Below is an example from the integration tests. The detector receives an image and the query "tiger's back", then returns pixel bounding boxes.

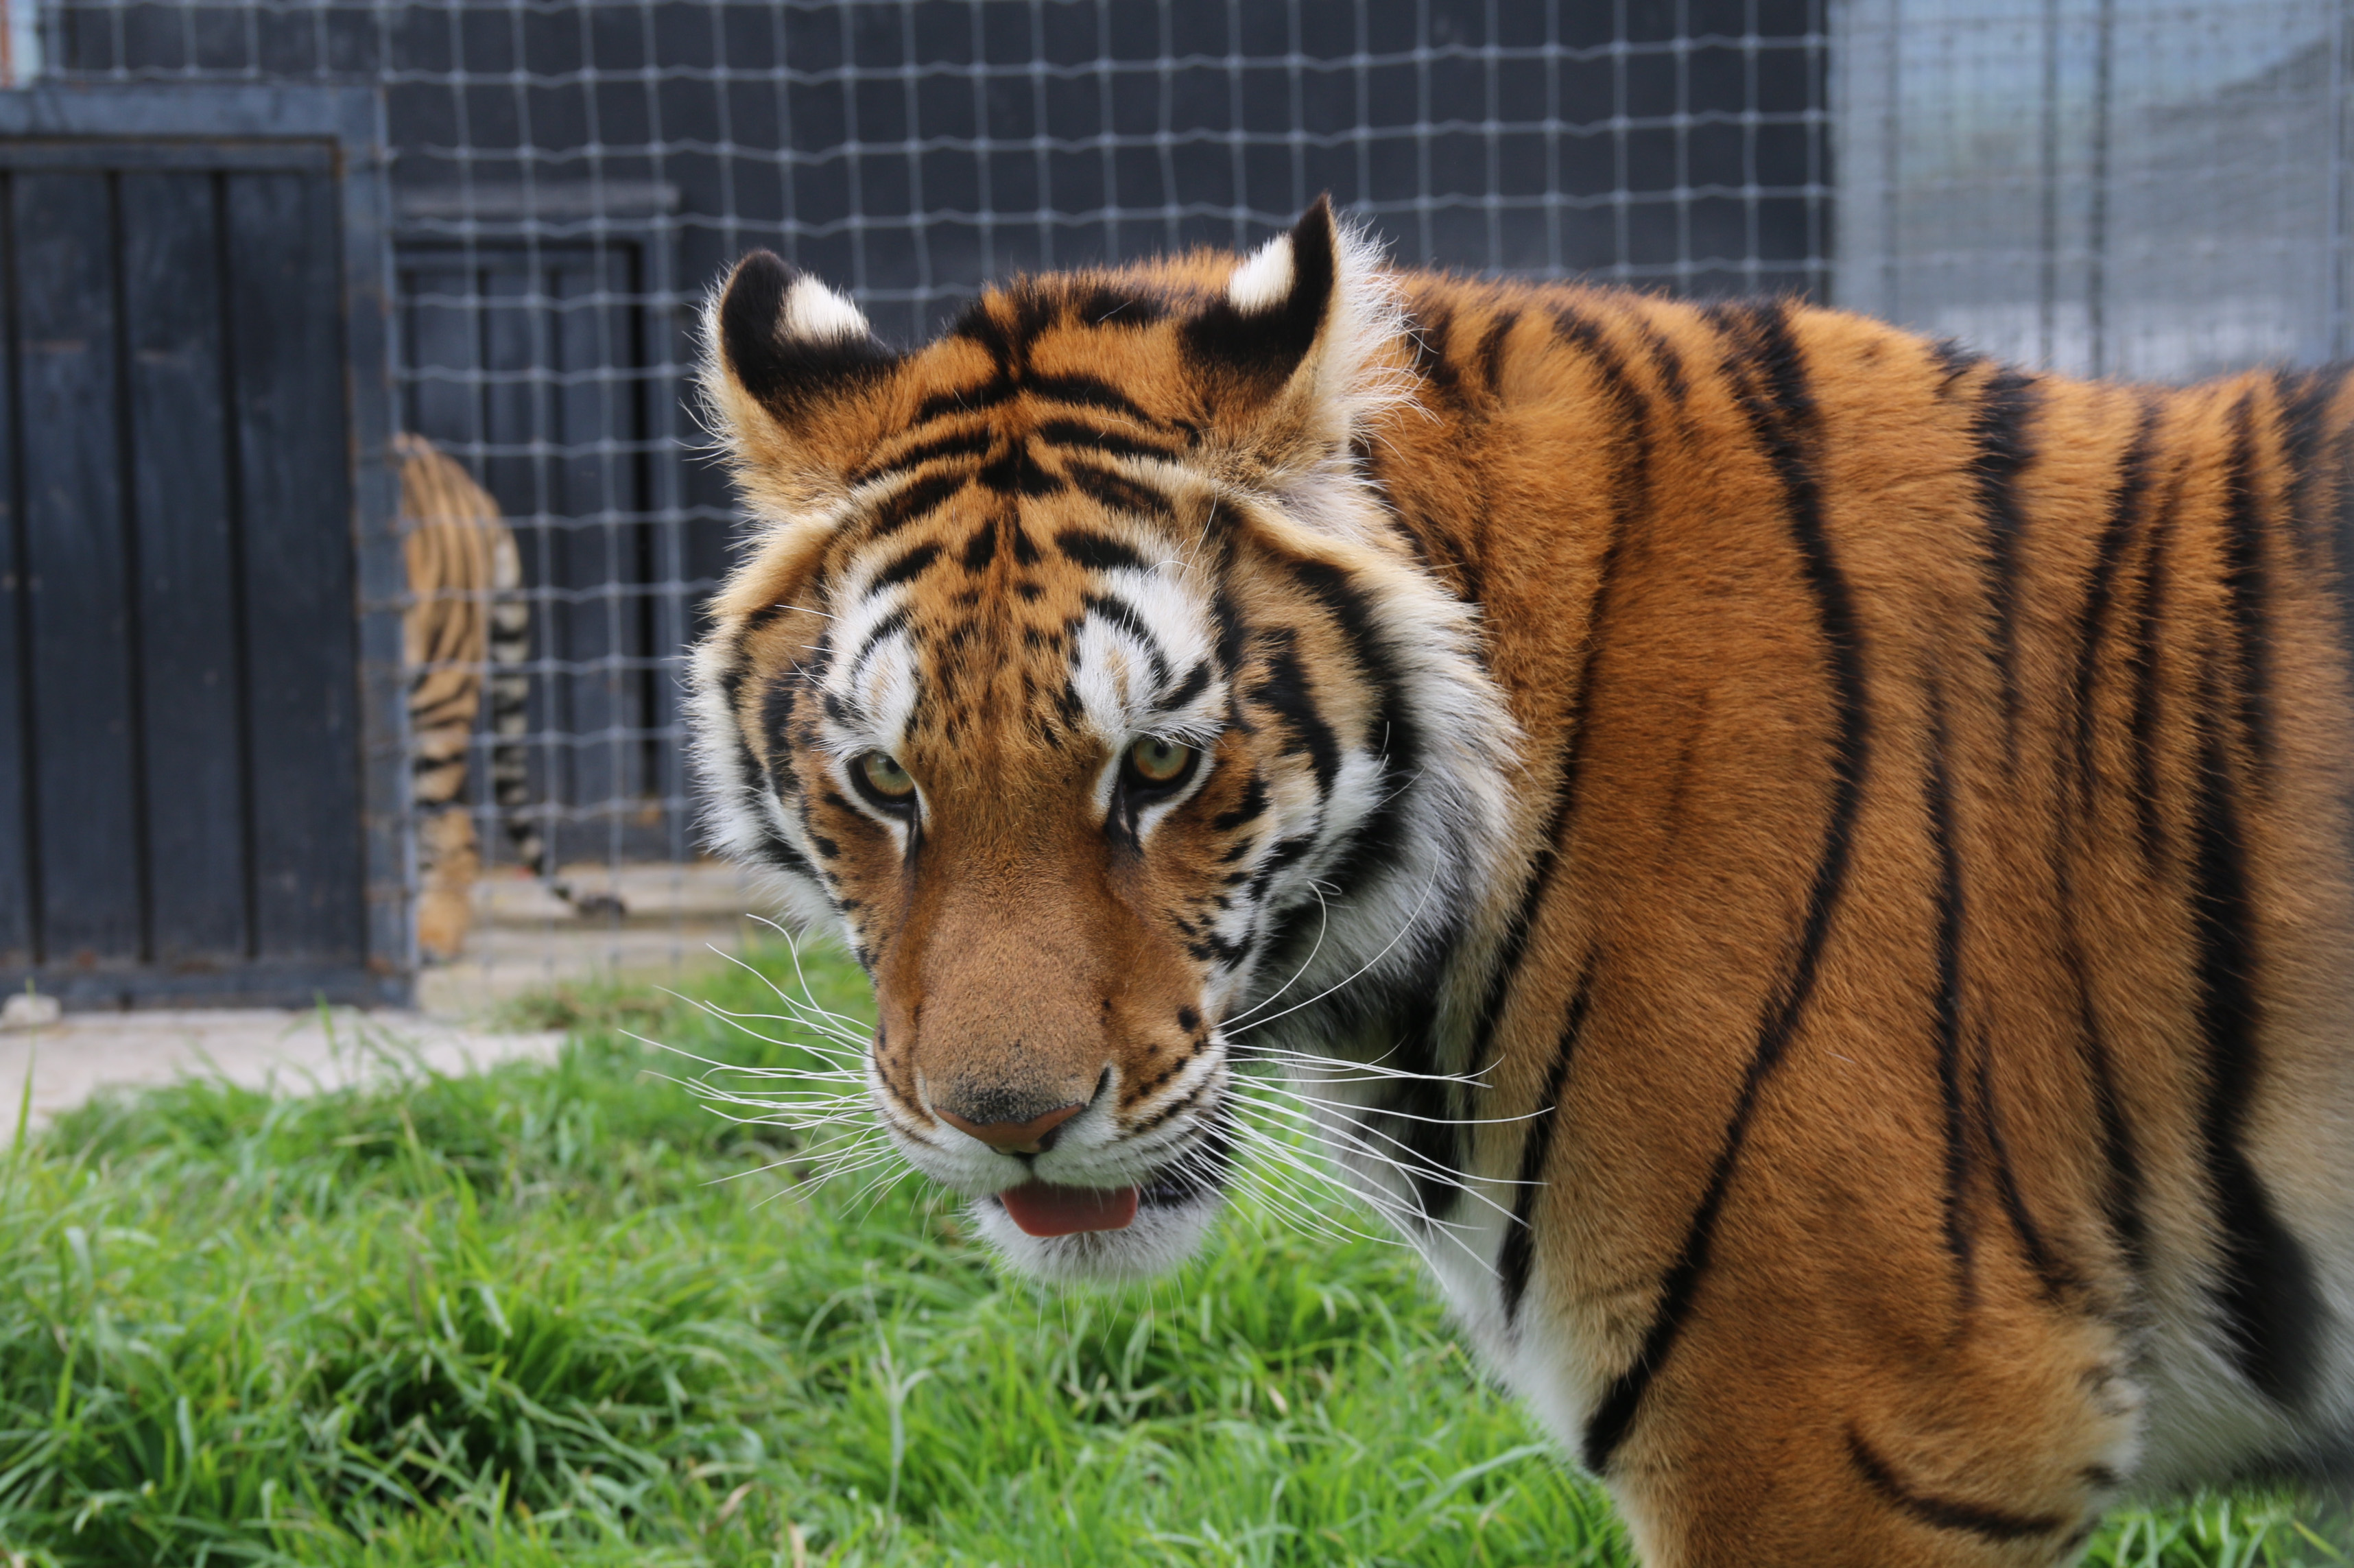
[1357,277,2354,1557]
[688,206,2354,1565]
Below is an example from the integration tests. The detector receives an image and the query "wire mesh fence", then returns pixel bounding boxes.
[19,0,2343,1007]
[1835,0,2351,381]
[24,0,1832,1006]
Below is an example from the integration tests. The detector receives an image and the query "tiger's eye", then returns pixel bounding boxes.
[858,751,916,800]
[1128,736,1193,785]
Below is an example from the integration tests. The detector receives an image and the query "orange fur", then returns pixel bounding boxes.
[689,207,2354,1564]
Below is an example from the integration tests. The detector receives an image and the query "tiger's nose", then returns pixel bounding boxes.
[935,1100,1086,1154]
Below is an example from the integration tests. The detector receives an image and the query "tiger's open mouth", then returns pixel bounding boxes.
[996,1180,1139,1236]
[964,1121,1234,1283]
[990,1147,1228,1237]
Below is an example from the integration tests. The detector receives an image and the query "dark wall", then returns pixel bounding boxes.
[45,1,1827,862]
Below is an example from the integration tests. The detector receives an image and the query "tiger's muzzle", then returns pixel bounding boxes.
[861,827,1234,1278]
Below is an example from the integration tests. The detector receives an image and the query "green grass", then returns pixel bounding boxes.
[0,946,2340,1566]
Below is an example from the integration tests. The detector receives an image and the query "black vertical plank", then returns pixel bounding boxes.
[15,171,143,964]
[0,172,32,969]
[225,169,364,962]
[121,170,249,963]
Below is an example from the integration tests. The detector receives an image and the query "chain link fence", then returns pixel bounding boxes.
[24,0,2341,1008]
[1835,0,2351,381]
[22,0,1831,1006]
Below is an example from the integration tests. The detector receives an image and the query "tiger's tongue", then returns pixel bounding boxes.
[999,1182,1140,1237]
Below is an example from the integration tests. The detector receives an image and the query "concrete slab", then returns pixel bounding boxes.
[0,1008,565,1135]
[414,860,772,1018]
[0,860,770,1134]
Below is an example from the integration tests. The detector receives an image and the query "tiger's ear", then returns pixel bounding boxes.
[700,250,899,514]
[1184,197,1404,481]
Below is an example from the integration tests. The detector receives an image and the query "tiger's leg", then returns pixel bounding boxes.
[1600,1305,2138,1568]
[415,803,479,963]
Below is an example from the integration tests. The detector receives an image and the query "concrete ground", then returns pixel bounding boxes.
[414,860,772,1016]
[0,1008,567,1134]
[5,860,772,1135]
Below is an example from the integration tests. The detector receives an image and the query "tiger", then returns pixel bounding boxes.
[684,198,2354,1565]
[396,434,617,960]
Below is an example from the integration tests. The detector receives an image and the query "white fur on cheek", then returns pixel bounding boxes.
[1226,231,1296,313]
[783,275,872,342]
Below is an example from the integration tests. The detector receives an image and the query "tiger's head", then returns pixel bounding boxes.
[689,201,1517,1282]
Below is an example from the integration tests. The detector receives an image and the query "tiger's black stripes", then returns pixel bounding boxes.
[1475,309,1519,396]
[1634,318,1689,404]
[1584,300,1871,1475]
[870,542,943,592]
[2049,782,2154,1308]
[1025,373,1167,429]
[977,443,1062,497]
[1975,1043,2076,1302]
[1080,593,1173,687]
[2079,979,2152,1285]
[1969,368,2042,770]
[1246,632,1342,793]
[905,370,1165,436]
[1407,305,1466,407]
[758,672,801,786]
[863,471,967,543]
[1069,284,1167,330]
[1924,680,1975,1310]
[1034,418,1180,463]
[2049,401,2159,1297]
[1501,958,1594,1329]
[1163,659,1212,711]
[1285,558,1417,776]
[1845,1428,2071,1543]
[2069,399,2163,814]
[910,377,1017,428]
[1463,305,1650,1082]
[847,427,993,488]
[2273,368,2338,569]
[1211,771,1268,833]
[848,606,914,675]
[1376,982,1474,1224]
[1280,549,1455,1161]
[960,523,998,573]
[1065,459,1178,522]
[2128,473,2184,867]
[2186,662,2325,1405]
[1930,337,1989,390]
[2218,393,2275,778]
[1057,528,1154,574]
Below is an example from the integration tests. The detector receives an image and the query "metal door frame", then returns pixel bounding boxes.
[0,83,407,1006]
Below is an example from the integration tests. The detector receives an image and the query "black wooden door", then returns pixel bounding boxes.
[0,88,404,1008]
